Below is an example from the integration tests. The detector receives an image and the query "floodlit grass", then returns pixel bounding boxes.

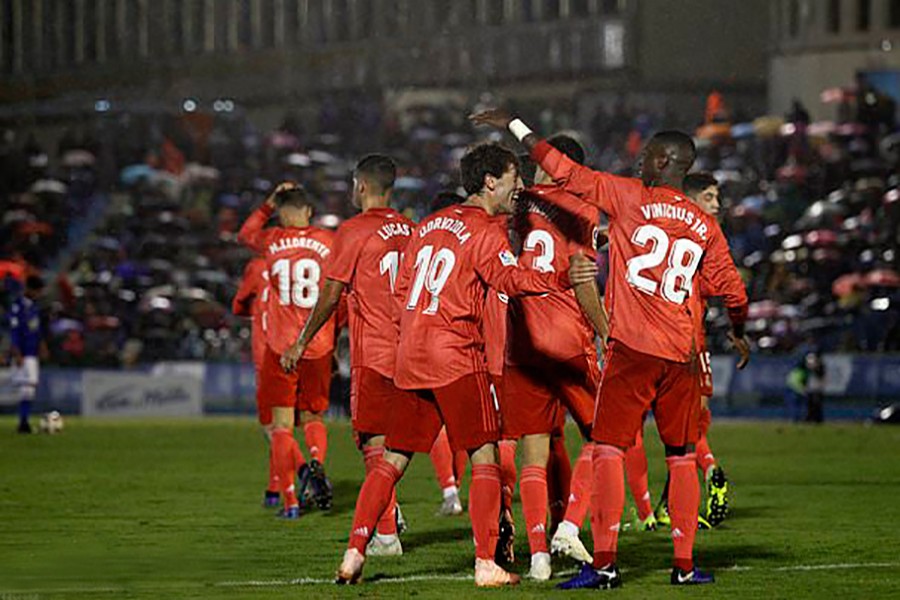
[1,417,899,598]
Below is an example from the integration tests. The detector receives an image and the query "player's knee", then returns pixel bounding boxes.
[299,410,324,425]
[360,433,386,449]
[271,407,294,429]
[469,442,499,465]
[521,434,551,466]
[382,449,412,472]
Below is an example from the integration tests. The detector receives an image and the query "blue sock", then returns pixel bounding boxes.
[18,398,32,426]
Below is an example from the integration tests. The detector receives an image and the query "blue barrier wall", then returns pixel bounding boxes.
[20,354,900,421]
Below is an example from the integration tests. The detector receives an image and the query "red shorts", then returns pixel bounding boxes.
[592,341,701,448]
[699,350,714,397]
[386,372,500,453]
[351,367,416,436]
[257,346,332,418]
[501,355,599,439]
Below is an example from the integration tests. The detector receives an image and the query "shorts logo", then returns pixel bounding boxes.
[498,250,518,267]
[353,526,369,538]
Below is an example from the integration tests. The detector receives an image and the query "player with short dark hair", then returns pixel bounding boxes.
[282,154,416,554]
[335,142,575,587]
[471,109,749,588]
[238,182,336,518]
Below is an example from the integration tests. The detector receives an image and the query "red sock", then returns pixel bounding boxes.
[429,428,457,490]
[470,463,502,560]
[303,421,328,463]
[267,444,280,493]
[695,434,716,478]
[454,450,468,491]
[520,465,549,554]
[272,428,301,508]
[363,446,397,536]
[348,459,403,554]
[547,435,572,529]
[667,454,700,572]
[498,440,517,513]
[591,444,625,568]
[624,440,653,521]
[564,442,593,528]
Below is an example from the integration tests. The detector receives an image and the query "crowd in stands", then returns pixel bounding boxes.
[1,82,899,367]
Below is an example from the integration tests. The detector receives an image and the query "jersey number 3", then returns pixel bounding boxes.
[272,258,320,308]
[625,224,702,305]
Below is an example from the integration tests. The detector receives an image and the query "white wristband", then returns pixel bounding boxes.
[508,118,533,142]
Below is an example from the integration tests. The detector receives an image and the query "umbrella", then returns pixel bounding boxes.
[269,131,299,149]
[865,269,900,287]
[16,221,53,236]
[730,122,755,139]
[748,300,780,319]
[395,176,427,191]
[695,122,731,140]
[178,287,214,302]
[309,150,337,164]
[832,273,866,297]
[835,122,867,137]
[782,234,804,250]
[29,179,67,194]
[182,163,220,184]
[808,121,836,138]
[820,87,851,104]
[804,229,838,247]
[796,200,847,229]
[120,164,157,185]
[284,153,312,167]
[752,116,784,137]
[61,149,96,168]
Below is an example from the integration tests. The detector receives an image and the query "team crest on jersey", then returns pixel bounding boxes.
[498,250,518,267]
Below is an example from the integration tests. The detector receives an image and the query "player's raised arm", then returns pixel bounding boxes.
[237,182,298,252]
[700,224,751,369]
[473,226,570,297]
[470,108,624,218]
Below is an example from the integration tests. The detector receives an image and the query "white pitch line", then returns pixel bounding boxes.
[774,562,900,572]
[3,562,899,595]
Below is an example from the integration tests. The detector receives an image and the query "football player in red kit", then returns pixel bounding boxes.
[334,143,574,587]
[471,109,749,588]
[238,183,336,517]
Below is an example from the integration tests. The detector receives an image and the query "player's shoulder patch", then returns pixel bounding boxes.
[498,249,518,267]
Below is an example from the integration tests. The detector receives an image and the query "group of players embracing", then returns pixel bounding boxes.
[233,106,750,589]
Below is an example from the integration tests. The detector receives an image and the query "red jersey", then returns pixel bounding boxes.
[238,204,336,358]
[506,186,600,366]
[232,257,268,368]
[531,141,748,363]
[394,204,569,390]
[326,207,414,379]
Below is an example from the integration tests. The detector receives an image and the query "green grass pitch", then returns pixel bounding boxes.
[1,417,899,598]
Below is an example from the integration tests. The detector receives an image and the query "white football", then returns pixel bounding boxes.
[39,411,64,434]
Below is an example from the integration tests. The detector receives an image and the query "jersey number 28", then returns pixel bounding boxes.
[625,224,702,305]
